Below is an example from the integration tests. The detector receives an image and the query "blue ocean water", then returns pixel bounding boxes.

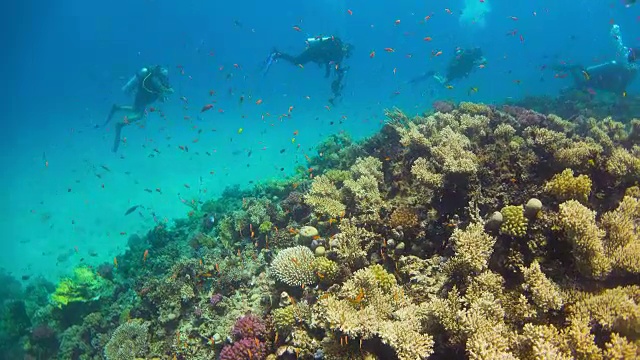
[1,0,638,303]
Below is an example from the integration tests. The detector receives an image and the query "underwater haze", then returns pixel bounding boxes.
[2,0,640,359]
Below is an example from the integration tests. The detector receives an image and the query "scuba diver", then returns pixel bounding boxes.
[267,36,353,105]
[103,65,174,152]
[409,47,486,86]
[555,24,637,94]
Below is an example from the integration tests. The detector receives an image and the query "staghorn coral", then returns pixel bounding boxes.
[558,200,611,279]
[444,222,496,275]
[270,246,316,287]
[397,255,447,302]
[544,168,592,203]
[601,195,640,274]
[500,205,529,237]
[103,320,149,360]
[521,260,564,311]
[304,174,346,218]
[411,157,444,188]
[343,157,385,222]
[606,146,640,179]
[316,265,434,360]
[518,323,573,360]
[554,139,603,169]
[332,218,377,268]
[431,126,479,175]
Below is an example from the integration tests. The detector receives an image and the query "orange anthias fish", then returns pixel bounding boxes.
[143,249,149,263]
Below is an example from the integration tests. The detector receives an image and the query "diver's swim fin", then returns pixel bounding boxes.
[112,123,124,152]
[262,52,277,77]
[102,104,118,128]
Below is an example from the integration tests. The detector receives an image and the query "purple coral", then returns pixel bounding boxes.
[231,314,267,340]
[433,100,455,113]
[219,337,267,360]
[210,293,223,306]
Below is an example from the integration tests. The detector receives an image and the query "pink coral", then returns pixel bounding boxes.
[219,337,267,360]
[231,314,267,340]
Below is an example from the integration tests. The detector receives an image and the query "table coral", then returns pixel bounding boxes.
[270,246,316,287]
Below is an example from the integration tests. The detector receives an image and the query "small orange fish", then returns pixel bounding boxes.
[288,106,294,113]
[293,130,299,136]
[347,9,353,15]
[394,19,401,25]
[384,47,395,52]
[423,36,432,41]
[143,249,149,263]
[292,26,301,32]
[369,50,375,58]
[255,99,263,105]
[215,263,220,273]
[432,50,443,57]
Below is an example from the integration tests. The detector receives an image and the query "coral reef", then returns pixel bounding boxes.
[270,246,317,287]
[8,102,640,360]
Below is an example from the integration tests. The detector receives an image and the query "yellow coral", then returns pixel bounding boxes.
[458,101,491,116]
[343,157,385,222]
[312,257,340,284]
[521,261,564,311]
[544,168,592,203]
[554,139,603,168]
[304,174,346,218]
[333,219,377,267]
[388,207,419,229]
[500,205,528,237]
[316,265,433,360]
[601,195,640,274]
[431,126,478,175]
[444,222,496,274]
[606,146,640,179]
[557,200,611,279]
[411,157,444,188]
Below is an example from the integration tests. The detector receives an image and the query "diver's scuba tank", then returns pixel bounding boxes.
[307,36,332,46]
[121,67,149,93]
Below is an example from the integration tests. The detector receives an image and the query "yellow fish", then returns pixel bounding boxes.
[237,128,244,134]
[445,84,454,89]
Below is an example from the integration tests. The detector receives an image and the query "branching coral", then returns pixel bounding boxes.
[103,320,149,360]
[500,205,529,237]
[270,246,316,287]
[521,260,564,311]
[431,126,479,175]
[557,200,611,279]
[304,174,346,218]
[606,146,640,179]
[544,168,592,203]
[332,219,377,268]
[389,207,419,229]
[411,157,444,188]
[601,195,640,274]
[444,222,496,275]
[343,157,385,222]
[316,265,434,360]
[51,265,111,308]
[554,139,603,168]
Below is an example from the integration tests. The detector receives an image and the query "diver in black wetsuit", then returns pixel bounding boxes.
[270,36,353,105]
[409,47,486,85]
[556,25,638,94]
[104,65,174,152]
